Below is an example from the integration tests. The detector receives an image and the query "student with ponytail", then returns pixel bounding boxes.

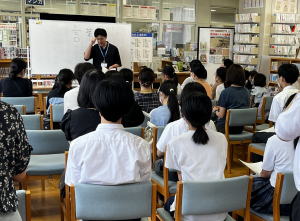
[162,65,181,94]
[0,58,32,97]
[150,80,180,126]
[164,92,227,221]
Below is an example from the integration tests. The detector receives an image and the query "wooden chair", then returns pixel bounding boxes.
[1,96,37,114]
[225,108,258,174]
[44,96,47,114]
[61,151,70,221]
[50,104,64,130]
[152,126,165,166]
[14,105,26,115]
[21,114,44,130]
[70,182,157,221]
[151,146,177,206]
[233,172,297,221]
[246,143,266,175]
[157,176,253,221]
[16,190,31,221]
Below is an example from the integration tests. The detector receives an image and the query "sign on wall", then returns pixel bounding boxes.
[131,33,153,62]
[275,0,298,14]
[25,0,45,6]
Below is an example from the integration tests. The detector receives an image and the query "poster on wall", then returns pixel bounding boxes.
[275,0,297,14]
[131,33,153,62]
[243,0,263,8]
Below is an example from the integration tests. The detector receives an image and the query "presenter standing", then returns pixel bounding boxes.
[84,28,122,70]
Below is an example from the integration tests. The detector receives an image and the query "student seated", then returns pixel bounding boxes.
[245,70,257,90]
[150,80,180,126]
[163,92,227,221]
[251,73,267,107]
[222,58,233,69]
[65,79,151,200]
[251,134,295,215]
[180,59,201,90]
[0,58,32,97]
[156,82,216,158]
[191,64,212,99]
[61,69,106,142]
[134,68,161,113]
[162,65,181,94]
[64,62,95,113]
[106,70,145,127]
[211,67,227,100]
[268,64,299,124]
[213,64,250,134]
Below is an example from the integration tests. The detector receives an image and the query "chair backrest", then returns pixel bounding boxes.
[125,126,144,138]
[14,105,26,115]
[279,172,298,204]
[156,126,165,143]
[211,100,217,107]
[180,176,251,216]
[22,114,43,130]
[26,130,69,154]
[16,190,31,221]
[1,97,36,114]
[72,182,156,220]
[51,104,64,122]
[264,96,274,112]
[228,108,257,127]
[140,111,150,127]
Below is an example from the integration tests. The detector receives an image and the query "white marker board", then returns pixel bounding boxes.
[29,19,131,74]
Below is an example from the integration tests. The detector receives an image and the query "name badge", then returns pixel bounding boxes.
[101,63,107,68]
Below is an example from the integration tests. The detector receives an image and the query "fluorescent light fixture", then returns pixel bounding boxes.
[183,8,194,10]
[211,9,216,11]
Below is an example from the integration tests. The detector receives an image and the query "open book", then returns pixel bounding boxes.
[240,160,263,174]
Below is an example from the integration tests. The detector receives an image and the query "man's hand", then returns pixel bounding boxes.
[91,37,96,45]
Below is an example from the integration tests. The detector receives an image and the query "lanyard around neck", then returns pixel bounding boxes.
[98,42,109,61]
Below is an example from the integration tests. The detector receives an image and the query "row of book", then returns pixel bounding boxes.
[234,55,256,64]
[234,45,257,53]
[270,61,290,71]
[234,34,258,43]
[235,24,258,33]
[273,14,300,23]
[235,13,259,22]
[270,45,297,55]
[269,74,278,82]
[271,35,298,44]
[0,47,28,59]
[272,24,298,34]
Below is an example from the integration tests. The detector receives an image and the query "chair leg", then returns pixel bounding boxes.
[23,176,28,190]
[227,144,232,174]
[232,211,238,220]
[41,180,45,191]
[242,144,247,161]
[60,199,64,221]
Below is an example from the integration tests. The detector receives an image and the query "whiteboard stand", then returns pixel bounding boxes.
[27,46,31,79]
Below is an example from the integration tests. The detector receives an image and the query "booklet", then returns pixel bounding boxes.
[240,160,263,174]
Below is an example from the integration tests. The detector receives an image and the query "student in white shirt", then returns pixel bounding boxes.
[275,91,300,221]
[65,78,151,198]
[156,82,216,158]
[250,135,295,215]
[251,73,267,107]
[150,80,180,126]
[211,67,226,100]
[164,92,227,221]
[268,64,299,124]
[162,65,181,94]
[64,62,95,113]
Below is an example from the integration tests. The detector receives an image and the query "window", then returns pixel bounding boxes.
[162,0,195,22]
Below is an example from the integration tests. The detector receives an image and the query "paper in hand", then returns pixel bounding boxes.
[240,160,263,174]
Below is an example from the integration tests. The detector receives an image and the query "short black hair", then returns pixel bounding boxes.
[192,64,207,79]
[119,68,133,83]
[253,73,266,87]
[93,78,135,122]
[138,68,155,88]
[278,64,299,84]
[94,28,107,37]
[226,64,245,87]
[57,69,75,94]
[223,59,233,69]
[105,70,124,81]
[10,58,27,80]
[162,65,178,86]
[74,62,95,84]
[180,82,207,105]
[216,67,226,82]
[190,60,203,72]
[249,70,258,78]
[78,69,106,108]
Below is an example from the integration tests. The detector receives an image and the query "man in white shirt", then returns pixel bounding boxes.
[268,64,299,124]
[65,78,151,187]
[275,91,300,221]
[64,62,94,113]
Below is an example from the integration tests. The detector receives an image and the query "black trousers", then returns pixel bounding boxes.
[290,192,300,221]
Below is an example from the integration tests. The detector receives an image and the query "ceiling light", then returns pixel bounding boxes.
[211,9,216,11]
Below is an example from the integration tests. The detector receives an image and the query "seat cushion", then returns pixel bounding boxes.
[157,208,174,221]
[151,171,177,193]
[245,124,270,131]
[229,131,253,141]
[250,208,289,221]
[249,143,266,151]
[27,154,65,175]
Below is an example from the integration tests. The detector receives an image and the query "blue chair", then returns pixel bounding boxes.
[50,104,64,130]
[70,182,157,221]
[235,172,297,221]
[21,114,43,130]
[225,108,258,174]
[1,97,37,114]
[157,176,253,221]
[140,111,150,128]
[125,126,145,138]
[14,105,26,115]
[16,190,31,221]
[246,143,266,175]
[23,130,69,190]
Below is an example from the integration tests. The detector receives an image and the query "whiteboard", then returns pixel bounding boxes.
[29,19,131,74]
